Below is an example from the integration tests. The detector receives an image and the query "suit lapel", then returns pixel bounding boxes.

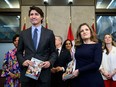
[27,27,36,52]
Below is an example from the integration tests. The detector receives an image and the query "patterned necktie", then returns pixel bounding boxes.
[33,28,38,49]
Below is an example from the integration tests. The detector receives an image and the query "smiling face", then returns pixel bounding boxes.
[80,25,91,40]
[29,10,43,26]
[65,40,72,51]
[104,34,112,44]
[13,37,19,48]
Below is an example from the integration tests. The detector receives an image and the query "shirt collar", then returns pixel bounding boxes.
[58,46,62,51]
[32,25,42,32]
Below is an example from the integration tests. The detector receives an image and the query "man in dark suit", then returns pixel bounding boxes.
[51,36,72,87]
[16,6,57,87]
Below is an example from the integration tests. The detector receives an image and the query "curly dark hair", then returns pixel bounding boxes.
[12,34,19,42]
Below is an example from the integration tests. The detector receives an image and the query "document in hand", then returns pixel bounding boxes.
[62,59,76,80]
[25,57,43,80]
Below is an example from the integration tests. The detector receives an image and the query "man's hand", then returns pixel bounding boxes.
[55,66,63,72]
[51,66,63,73]
[40,61,50,68]
[51,67,57,73]
[22,60,34,67]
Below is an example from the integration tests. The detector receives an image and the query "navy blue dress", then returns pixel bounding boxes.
[71,43,104,87]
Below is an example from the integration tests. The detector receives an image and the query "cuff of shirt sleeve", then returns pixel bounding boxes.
[62,67,65,72]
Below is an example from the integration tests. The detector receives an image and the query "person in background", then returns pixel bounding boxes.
[1,34,20,87]
[16,6,57,87]
[100,34,116,87]
[62,39,75,87]
[71,23,104,87]
[62,39,74,59]
[51,36,72,87]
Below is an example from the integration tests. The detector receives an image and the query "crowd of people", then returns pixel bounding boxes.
[1,6,116,87]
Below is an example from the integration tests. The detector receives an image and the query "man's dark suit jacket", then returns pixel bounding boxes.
[51,48,72,87]
[16,26,57,83]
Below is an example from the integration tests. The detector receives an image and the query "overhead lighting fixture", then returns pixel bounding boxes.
[43,0,48,4]
[5,0,13,8]
[68,0,73,4]
[97,16,102,23]
[106,0,114,9]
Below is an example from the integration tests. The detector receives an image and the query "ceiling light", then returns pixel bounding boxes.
[43,0,48,4]
[68,0,73,4]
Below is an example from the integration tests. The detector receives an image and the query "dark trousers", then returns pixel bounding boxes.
[21,79,50,87]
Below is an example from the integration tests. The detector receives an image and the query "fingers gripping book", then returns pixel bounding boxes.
[62,59,76,80]
[25,57,43,80]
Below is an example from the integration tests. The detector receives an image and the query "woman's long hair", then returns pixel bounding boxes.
[62,39,73,49]
[102,34,116,54]
[75,23,98,46]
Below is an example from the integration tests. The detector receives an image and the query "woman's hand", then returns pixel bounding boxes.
[9,72,17,79]
[71,69,79,79]
[103,72,112,79]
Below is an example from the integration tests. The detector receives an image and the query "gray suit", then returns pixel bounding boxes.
[17,26,57,87]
